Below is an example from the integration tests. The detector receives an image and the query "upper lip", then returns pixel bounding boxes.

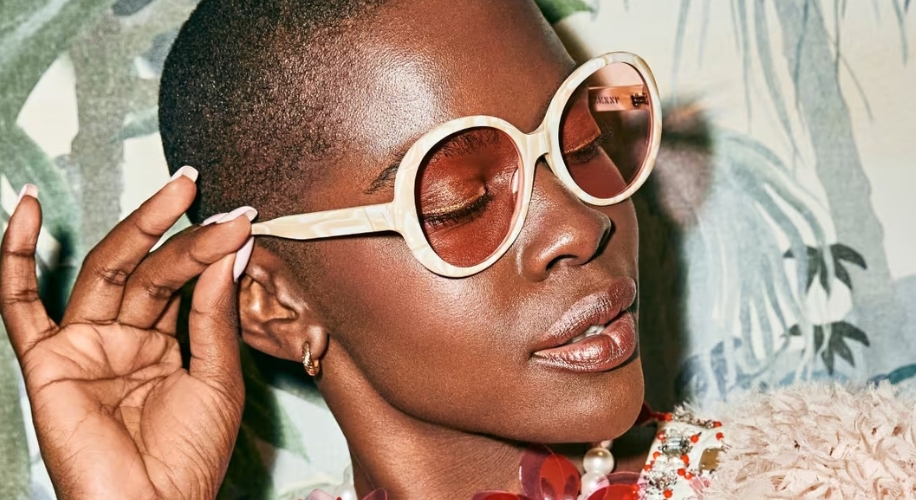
[531,277,638,353]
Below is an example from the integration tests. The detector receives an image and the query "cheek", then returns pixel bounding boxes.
[310,234,515,393]
[311,234,566,436]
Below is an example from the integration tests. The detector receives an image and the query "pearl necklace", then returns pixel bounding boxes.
[579,440,617,499]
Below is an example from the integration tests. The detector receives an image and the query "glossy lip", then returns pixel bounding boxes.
[531,278,638,373]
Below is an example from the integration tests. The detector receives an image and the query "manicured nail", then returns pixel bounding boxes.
[15,184,38,208]
[201,213,226,226]
[216,206,257,224]
[233,237,254,282]
[169,165,199,183]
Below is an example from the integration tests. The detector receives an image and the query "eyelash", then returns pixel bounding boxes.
[563,130,609,165]
[421,190,492,229]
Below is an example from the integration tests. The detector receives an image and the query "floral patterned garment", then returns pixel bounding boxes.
[307,408,724,500]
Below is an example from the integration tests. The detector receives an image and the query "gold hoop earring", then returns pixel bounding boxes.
[302,342,321,377]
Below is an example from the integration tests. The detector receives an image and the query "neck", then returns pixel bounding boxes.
[321,366,525,498]
[349,417,522,498]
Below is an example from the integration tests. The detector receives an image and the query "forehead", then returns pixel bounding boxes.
[323,0,575,187]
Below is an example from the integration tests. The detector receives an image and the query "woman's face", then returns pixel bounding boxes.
[284,0,644,443]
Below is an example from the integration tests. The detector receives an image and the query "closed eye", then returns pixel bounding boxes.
[420,190,492,229]
[563,129,610,165]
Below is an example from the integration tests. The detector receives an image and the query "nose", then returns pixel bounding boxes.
[514,160,613,281]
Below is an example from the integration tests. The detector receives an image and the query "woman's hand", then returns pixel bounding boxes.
[0,168,253,500]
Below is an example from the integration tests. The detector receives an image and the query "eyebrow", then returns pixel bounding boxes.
[363,89,557,196]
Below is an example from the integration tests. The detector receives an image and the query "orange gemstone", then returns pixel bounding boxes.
[716,432,725,440]
[713,421,722,428]
[685,472,694,480]
[653,451,661,459]
[664,414,674,421]
[677,468,686,476]
[681,454,690,464]
[657,432,667,441]
[664,490,673,498]
[644,464,653,471]
[690,434,700,443]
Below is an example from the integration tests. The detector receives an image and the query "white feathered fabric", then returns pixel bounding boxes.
[698,382,916,500]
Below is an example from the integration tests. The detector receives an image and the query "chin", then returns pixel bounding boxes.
[586,360,646,441]
[564,359,646,443]
[495,358,646,445]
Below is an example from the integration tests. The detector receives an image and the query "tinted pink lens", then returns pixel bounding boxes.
[560,62,652,200]
[415,127,522,267]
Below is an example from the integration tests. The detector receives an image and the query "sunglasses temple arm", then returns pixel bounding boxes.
[251,203,395,241]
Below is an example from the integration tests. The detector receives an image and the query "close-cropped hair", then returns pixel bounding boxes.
[159,0,387,223]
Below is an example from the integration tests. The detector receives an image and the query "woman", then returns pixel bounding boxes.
[2,0,912,499]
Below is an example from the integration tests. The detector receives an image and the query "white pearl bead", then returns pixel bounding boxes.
[583,447,616,475]
[580,471,608,497]
[332,484,358,500]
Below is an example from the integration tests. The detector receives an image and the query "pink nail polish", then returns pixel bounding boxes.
[15,184,38,208]
[201,213,226,226]
[217,206,258,224]
[169,165,199,183]
[233,237,254,282]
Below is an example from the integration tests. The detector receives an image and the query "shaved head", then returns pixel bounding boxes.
[159,0,387,222]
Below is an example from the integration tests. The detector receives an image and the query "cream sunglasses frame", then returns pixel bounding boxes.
[251,51,662,278]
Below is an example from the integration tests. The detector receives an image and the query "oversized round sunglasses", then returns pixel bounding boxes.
[252,52,661,277]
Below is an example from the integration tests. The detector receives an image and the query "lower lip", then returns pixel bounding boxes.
[531,313,637,373]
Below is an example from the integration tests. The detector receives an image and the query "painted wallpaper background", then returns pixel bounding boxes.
[1,0,915,498]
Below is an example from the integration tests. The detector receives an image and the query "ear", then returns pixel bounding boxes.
[238,245,328,363]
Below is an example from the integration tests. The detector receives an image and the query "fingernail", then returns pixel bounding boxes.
[15,184,38,208]
[233,237,254,282]
[217,206,257,224]
[201,212,226,226]
[169,165,199,183]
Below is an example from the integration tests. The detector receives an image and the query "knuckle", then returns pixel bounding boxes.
[1,286,40,306]
[82,247,132,286]
[125,211,166,240]
[1,247,35,260]
[185,244,213,268]
[97,266,131,286]
[144,283,175,301]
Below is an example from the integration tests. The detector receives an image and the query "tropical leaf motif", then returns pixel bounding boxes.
[0,0,114,118]
[238,346,310,460]
[217,425,274,500]
[111,0,158,16]
[114,105,160,142]
[216,346,311,499]
[784,243,867,294]
[831,243,867,289]
[870,363,916,385]
[0,337,30,500]
[534,0,594,24]
[787,321,870,374]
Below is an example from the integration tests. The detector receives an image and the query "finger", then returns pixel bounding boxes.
[63,166,199,325]
[153,295,181,336]
[0,186,58,357]
[118,206,256,330]
[187,250,248,406]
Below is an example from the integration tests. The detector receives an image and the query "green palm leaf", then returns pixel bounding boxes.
[0,336,30,500]
[535,0,593,24]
